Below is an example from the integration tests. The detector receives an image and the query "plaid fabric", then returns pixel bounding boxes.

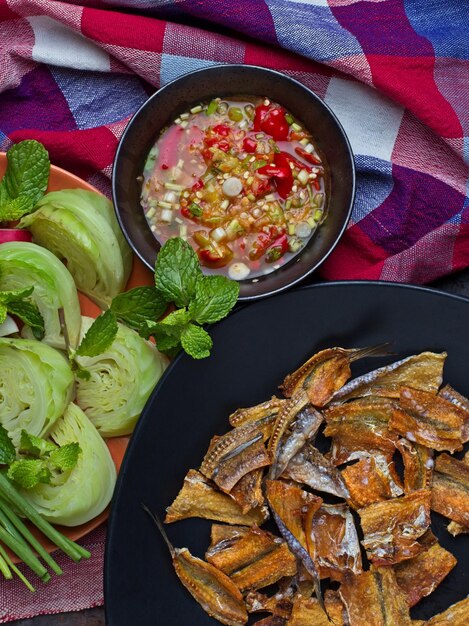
[0,0,468,620]
[1,0,468,284]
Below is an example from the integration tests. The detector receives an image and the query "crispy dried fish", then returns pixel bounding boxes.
[287,595,330,626]
[281,345,387,406]
[342,453,403,509]
[200,421,272,479]
[165,470,268,526]
[397,438,434,493]
[229,397,286,428]
[339,566,412,626]
[439,384,469,442]
[359,489,431,565]
[245,585,295,619]
[390,387,464,453]
[213,437,271,493]
[230,468,264,513]
[144,506,247,626]
[331,351,446,404]
[265,480,323,609]
[431,453,469,526]
[424,596,469,625]
[206,526,296,592]
[210,524,250,545]
[283,443,349,499]
[324,589,348,626]
[447,450,469,536]
[394,532,457,607]
[305,503,362,580]
[273,407,323,479]
[324,397,399,465]
[231,543,297,592]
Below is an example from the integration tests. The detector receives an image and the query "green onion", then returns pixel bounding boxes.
[190,105,203,114]
[0,473,89,563]
[285,113,294,125]
[217,102,229,114]
[255,133,264,140]
[228,107,243,122]
[189,202,203,217]
[244,104,255,118]
[206,100,218,115]
[314,193,324,208]
[291,122,302,132]
[0,524,50,582]
[0,544,34,591]
[247,193,256,202]
[314,209,323,221]
[253,160,267,170]
[0,497,62,575]
[297,169,309,186]
[0,546,11,580]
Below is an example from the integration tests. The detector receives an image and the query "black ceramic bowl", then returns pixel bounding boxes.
[112,65,355,300]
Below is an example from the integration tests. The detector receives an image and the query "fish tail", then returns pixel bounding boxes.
[349,342,393,363]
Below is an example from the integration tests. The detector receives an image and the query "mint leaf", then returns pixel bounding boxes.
[0,425,16,465]
[76,310,118,357]
[188,275,239,324]
[0,195,34,221]
[160,309,191,327]
[20,430,57,458]
[6,298,44,340]
[111,286,167,331]
[181,323,213,359]
[48,442,80,472]
[154,238,202,308]
[0,304,6,325]
[2,140,50,207]
[144,320,183,352]
[0,287,34,303]
[8,459,51,489]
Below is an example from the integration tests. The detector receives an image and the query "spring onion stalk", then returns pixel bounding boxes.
[0,547,11,580]
[0,497,62,575]
[0,544,34,591]
[0,473,89,562]
[0,525,50,582]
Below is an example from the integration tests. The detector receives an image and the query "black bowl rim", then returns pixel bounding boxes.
[112,64,356,300]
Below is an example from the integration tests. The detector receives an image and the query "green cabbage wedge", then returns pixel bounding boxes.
[0,242,81,349]
[0,338,74,445]
[75,316,168,437]
[22,403,117,526]
[19,189,132,308]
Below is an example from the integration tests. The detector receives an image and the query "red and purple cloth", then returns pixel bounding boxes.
[0,0,468,620]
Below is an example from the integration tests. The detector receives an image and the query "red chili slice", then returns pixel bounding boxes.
[261,107,289,141]
[243,137,257,153]
[295,146,322,165]
[253,104,270,132]
[191,179,204,191]
[0,229,32,243]
[257,153,293,199]
[281,151,312,172]
[212,124,231,137]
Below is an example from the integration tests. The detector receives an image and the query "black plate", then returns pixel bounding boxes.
[105,282,469,624]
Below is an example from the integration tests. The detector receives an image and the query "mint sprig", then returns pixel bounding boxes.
[4,429,81,490]
[0,286,45,339]
[73,237,239,362]
[0,140,50,223]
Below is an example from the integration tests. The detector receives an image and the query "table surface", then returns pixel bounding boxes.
[10,268,469,626]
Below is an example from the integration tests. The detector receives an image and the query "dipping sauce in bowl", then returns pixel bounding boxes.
[140,97,328,281]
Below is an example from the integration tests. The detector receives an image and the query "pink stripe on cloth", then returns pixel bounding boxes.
[0,524,106,623]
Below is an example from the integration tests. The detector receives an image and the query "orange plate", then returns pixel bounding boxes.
[0,154,154,556]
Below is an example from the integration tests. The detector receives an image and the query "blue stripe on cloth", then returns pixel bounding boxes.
[51,68,149,130]
[352,155,395,224]
[404,0,469,60]
[265,0,365,62]
[159,54,222,86]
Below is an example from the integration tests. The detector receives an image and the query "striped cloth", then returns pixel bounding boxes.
[1,0,468,620]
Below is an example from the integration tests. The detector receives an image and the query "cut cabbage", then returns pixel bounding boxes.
[0,242,81,350]
[22,403,117,526]
[0,338,74,446]
[75,316,168,437]
[19,189,132,308]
